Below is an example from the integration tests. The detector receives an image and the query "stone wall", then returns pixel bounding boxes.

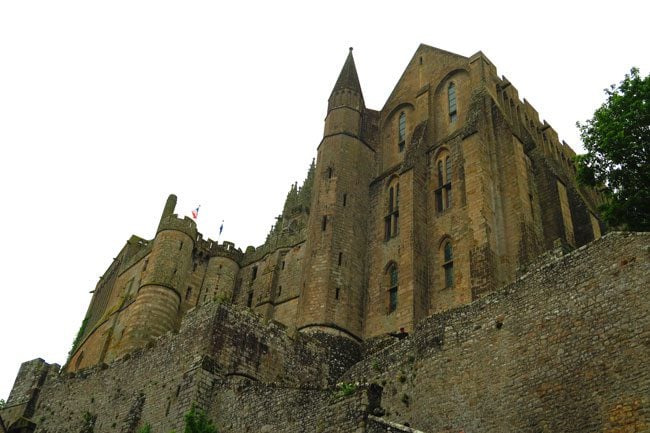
[1,300,336,433]
[342,232,650,433]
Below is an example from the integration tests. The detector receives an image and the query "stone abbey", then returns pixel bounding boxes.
[3,45,647,433]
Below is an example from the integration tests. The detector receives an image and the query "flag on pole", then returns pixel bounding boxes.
[219,220,224,235]
[192,205,200,220]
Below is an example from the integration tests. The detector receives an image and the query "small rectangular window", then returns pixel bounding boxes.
[338,252,343,266]
[343,193,347,206]
[281,260,285,270]
[252,266,258,280]
[335,287,340,300]
[247,292,253,308]
[322,215,327,231]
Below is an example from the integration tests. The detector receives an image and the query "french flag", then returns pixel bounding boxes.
[192,205,200,220]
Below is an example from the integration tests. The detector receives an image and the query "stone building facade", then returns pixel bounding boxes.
[2,45,636,433]
[63,45,603,373]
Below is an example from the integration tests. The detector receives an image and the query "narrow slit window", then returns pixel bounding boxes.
[247,292,253,307]
[252,266,258,280]
[335,287,340,300]
[448,83,457,123]
[322,215,327,231]
[435,153,452,213]
[384,182,400,240]
[343,193,347,207]
[338,252,343,266]
[443,241,454,288]
[398,112,406,152]
[388,263,398,313]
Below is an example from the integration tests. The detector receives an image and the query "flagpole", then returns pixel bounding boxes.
[217,220,224,243]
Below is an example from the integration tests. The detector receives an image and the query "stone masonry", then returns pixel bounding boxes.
[2,45,643,433]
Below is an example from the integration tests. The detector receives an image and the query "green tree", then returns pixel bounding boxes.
[183,405,217,433]
[576,67,650,231]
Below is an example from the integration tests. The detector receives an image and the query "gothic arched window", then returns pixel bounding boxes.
[384,180,399,240]
[448,83,458,123]
[434,152,452,213]
[398,112,406,152]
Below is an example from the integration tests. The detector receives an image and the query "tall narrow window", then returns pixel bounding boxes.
[384,181,399,240]
[448,83,457,123]
[445,156,452,208]
[435,152,452,213]
[251,266,258,281]
[335,287,340,300]
[343,193,347,207]
[388,263,398,313]
[443,241,454,288]
[338,252,343,266]
[398,112,406,152]
[322,215,328,231]
[247,292,253,308]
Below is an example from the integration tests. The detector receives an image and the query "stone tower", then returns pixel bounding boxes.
[120,194,197,354]
[296,48,374,342]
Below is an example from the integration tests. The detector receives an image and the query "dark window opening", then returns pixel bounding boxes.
[443,241,454,288]
[398,112,406,152]
[281,260,285,270]
[322,215,328,231]
[448,82,457,123]
[247,292,253,307]
[338,252,343,266]
[385,183,400,240]
[327,167,333,179]
[252,266,258,280]
[387,263,398,314]
[335,287,340,300]
[343,193,347,206]
[179,241,183,250]
[435,156,452,213]
[277,286,282,297]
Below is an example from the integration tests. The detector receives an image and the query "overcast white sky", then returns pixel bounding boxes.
[1,0,648,400]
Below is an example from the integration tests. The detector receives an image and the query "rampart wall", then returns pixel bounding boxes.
[342,232,649,433]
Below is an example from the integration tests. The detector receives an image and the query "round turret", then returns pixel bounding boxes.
[120,195,197,353]
[200,254,240,303]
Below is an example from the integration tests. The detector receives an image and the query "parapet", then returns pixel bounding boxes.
[156,214,198,240]
[194,235,244,263]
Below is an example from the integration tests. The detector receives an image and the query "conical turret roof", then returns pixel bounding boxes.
[331,47,363,95]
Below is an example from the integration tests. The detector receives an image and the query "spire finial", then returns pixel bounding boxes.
[349,46,353,52]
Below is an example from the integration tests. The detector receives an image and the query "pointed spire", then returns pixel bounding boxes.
[331,47,363,96]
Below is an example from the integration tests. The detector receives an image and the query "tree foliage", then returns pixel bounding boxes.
[183,405,217,433]
[576,67,650,231]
